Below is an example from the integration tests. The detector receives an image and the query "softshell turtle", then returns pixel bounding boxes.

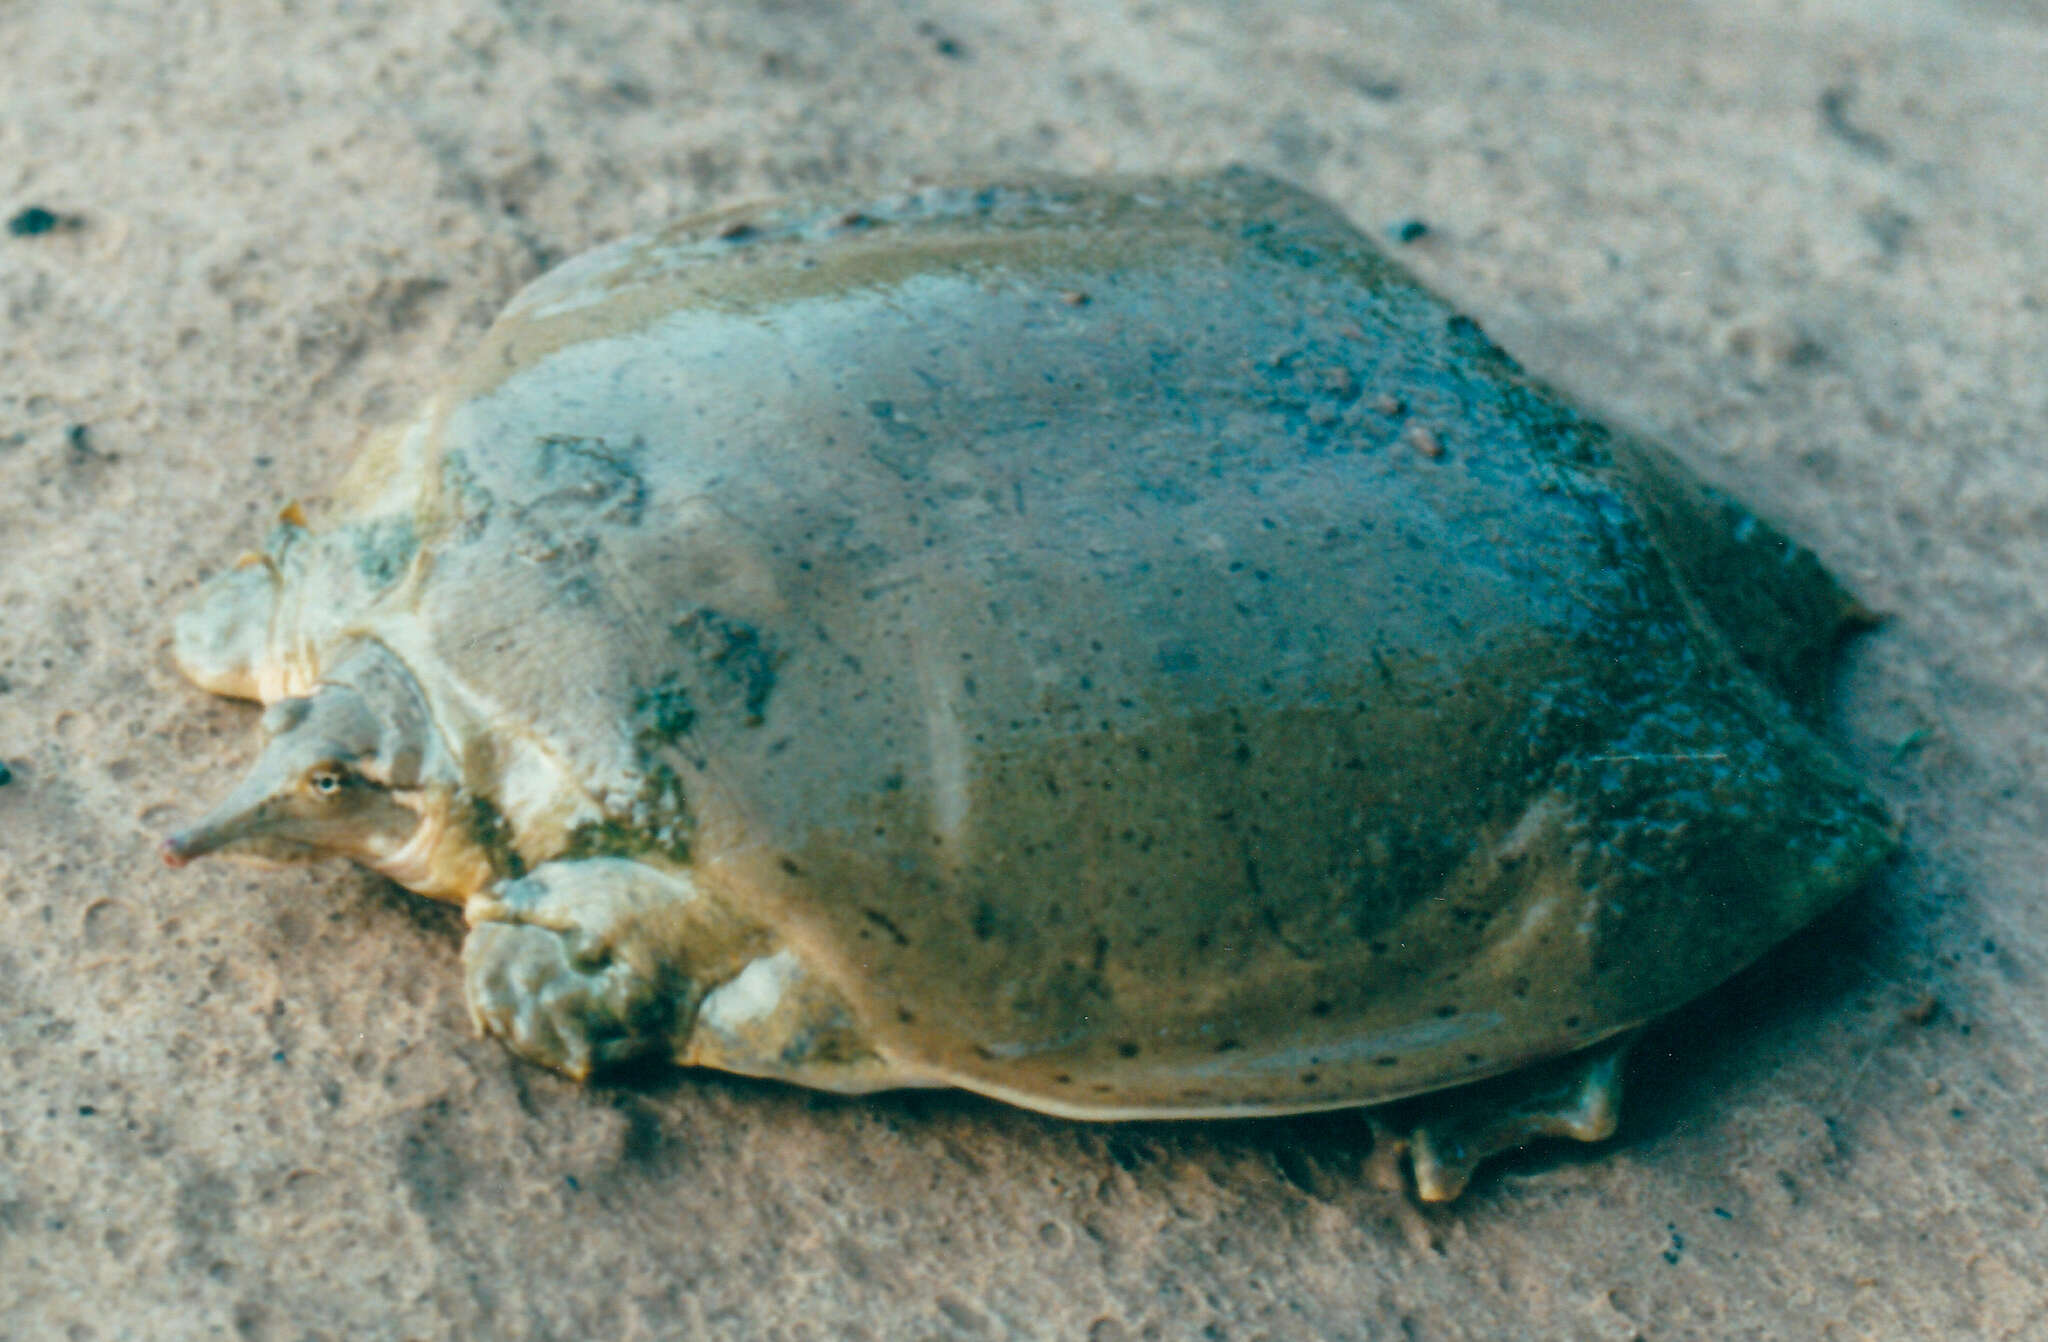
[163,169,1895,1199]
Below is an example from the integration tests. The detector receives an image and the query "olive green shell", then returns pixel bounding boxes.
[306,170,1893,1115]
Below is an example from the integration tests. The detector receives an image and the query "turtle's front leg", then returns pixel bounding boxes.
[462,858,763,1079]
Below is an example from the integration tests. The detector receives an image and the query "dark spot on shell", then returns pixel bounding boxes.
[1054,1073,1072,1085]
[778,856,803,876]
[632,677,697,742]
[1215,1039,1241,1053]
[351,516,417,590]
[895,1007,916,1024]
[1310,1000,1333,1017]
[1116,1042,1140,1059]
[669,609,779,722]
[531,433,647,526]
[861,908,910,946]
[1375,1056,1400,1067]
[1435,1005,1458,1018]
[1300,1072,1319,1086]
[463,793,527,880]
[1564,1015,1582,1029]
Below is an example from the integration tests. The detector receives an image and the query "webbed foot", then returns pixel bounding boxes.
[463,859,707,1079]
[1375,1030,1637,1202]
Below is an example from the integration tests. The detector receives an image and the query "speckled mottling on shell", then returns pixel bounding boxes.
[163,169,1894,1193]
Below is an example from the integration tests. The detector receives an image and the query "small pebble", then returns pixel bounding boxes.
[1392,218,1430,243]
[1900,992,1940,1026]
[8,205,79,237]
[1406,424,1444,458]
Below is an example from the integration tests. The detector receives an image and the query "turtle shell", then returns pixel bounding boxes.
[292,170,1894,1115]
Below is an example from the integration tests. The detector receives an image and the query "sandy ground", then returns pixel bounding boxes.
[3,1,2045,1338]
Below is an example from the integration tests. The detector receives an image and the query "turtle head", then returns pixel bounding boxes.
[163,643,496,900]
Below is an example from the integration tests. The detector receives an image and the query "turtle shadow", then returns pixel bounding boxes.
[1613,870,1910,1136]
[1471,871,1910,1194]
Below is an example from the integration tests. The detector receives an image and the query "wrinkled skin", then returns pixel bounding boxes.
[165,170,1896,1199]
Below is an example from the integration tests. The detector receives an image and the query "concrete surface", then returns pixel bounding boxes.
[2,1,2044,1337]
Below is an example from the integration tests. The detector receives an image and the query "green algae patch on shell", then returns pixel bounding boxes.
[166,169,1896,1162]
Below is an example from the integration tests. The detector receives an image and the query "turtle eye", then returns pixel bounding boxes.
[308,766,349,796]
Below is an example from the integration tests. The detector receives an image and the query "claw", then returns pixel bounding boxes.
[1383,1030,1637,1203]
